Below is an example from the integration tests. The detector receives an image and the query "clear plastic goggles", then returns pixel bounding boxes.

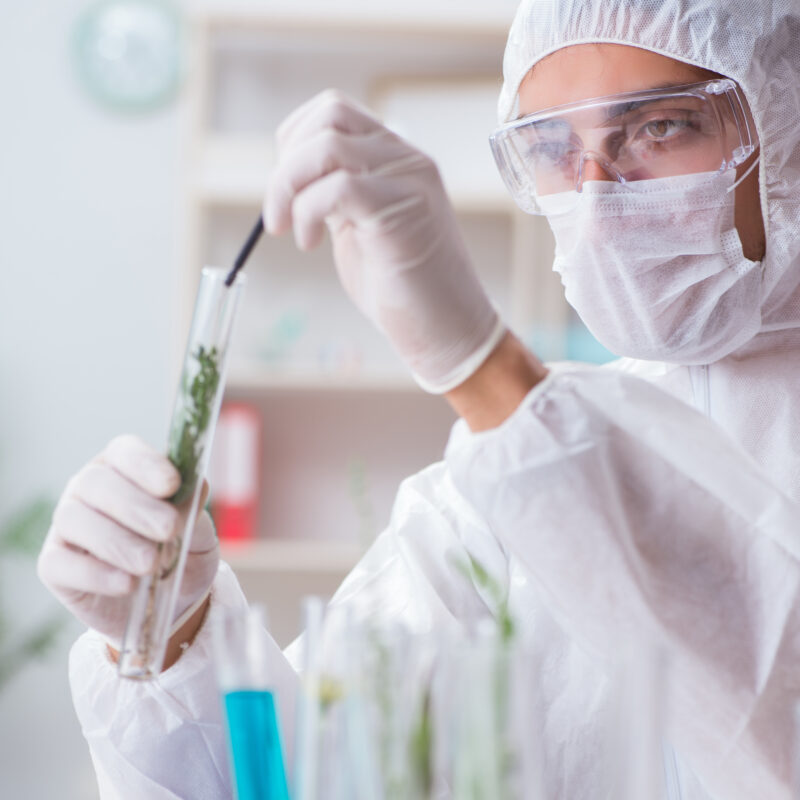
[489,79,757,215]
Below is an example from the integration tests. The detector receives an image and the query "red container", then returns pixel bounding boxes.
[209,402,262,541]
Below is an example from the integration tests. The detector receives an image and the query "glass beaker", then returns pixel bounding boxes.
[118,266,245,679]
[213,604,290,800]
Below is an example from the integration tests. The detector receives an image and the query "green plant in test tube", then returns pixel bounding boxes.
[118,267,245,679]
[169,344,221,505]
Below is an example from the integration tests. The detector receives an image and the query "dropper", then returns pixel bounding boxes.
[224,216,264,287]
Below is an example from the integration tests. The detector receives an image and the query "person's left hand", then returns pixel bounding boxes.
[37,435,219,650]
[264,90,505,393]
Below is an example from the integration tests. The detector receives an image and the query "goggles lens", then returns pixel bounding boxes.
[490,79,756,214]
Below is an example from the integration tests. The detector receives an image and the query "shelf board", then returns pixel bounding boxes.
[193,136,515,214]
[194,5,515,38]
[446,191,516,214]
[221,538,366,573]
[226,364,421,394]
[197,179,514,215]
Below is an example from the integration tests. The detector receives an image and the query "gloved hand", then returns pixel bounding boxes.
[264,89,506,393]
[37,435,219,649]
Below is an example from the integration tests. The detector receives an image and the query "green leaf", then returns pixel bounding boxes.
[0,616,64,690]
[409,688,434,797]
[499,605,515,644]
[0,498,55,556]
[449,551,517,645]
[468,553,491,587]
[168,345,220,505]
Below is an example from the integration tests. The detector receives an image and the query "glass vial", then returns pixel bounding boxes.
[213,604,290,800]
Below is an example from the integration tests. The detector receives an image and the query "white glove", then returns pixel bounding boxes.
[264,90,506,393]
[37,435,219,649]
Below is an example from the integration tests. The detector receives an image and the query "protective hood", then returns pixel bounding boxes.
[499,0,800,346]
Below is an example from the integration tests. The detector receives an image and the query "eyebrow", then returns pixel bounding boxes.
[605,82,694,120]
[603,96,674,121]
[517,81,698,121]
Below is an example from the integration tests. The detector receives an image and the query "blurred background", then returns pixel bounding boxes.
[0,1,614,795]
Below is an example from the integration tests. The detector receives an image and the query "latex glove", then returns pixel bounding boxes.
[264,90,506,393]
[37,435,219,649]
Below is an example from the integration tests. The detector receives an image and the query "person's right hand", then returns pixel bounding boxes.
[264,90,506,394]
[37,435,219,649]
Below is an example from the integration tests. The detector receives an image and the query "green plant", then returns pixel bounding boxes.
[123,344,221,668]
[0,498,64,690]
[168,344,220,505]
[452,552,515,643]
[408,685,434,798]
[347,457,377,549]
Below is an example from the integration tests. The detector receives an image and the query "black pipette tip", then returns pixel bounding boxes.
[224,216,264,287]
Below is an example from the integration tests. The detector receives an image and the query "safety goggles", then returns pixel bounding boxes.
[489,79,757,215]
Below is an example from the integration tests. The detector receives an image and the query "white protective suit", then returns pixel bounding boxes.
[69,1,800,798]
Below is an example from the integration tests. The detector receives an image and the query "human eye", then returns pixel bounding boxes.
[523,119,579,167]
[527,139,576,166]
[640,115,692,141]
[629,109,710,149]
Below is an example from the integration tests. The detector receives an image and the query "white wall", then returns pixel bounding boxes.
[0,2,189,795]
[0,1,520,796]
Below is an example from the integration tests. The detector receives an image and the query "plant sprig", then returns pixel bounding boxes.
[453,552,515,643]
[0,497,64,691]
[168,345,220,505]
[451,551,518,800]
[409,686,434,798]
[0,499,55,556]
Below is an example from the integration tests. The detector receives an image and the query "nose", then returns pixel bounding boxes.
[576,152,619,192]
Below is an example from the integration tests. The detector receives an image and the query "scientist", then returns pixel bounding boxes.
[37,0,800,797]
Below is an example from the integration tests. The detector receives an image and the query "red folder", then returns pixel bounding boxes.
[210,402,262,541]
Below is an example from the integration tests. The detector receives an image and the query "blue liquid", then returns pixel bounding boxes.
[223,689,289,800]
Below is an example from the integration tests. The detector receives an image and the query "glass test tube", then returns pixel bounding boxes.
[610,641,671,800]
[214,605,290,800]
[294,598,369,800]
[443,630,545,800]
[118,267,245,679]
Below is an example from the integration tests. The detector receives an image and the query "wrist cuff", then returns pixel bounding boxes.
[169,589,212,638]
[412,319,508,394]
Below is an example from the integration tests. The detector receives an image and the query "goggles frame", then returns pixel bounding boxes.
[490,78,757,215]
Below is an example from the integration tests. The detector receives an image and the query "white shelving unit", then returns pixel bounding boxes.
[181,5,563,641]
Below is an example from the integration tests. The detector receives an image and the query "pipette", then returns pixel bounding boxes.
[225,216,264,287]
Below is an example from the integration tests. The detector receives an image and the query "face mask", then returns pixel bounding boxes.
[539,171,763,365]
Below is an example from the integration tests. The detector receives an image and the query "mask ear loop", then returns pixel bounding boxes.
[726,149,760,193]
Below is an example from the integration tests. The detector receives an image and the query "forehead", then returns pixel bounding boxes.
[518,43,719,117]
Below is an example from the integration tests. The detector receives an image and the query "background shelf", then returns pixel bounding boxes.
[227,363,420,393]
[221,538,366,574]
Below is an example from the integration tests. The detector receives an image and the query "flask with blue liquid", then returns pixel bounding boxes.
[214,604,289,800]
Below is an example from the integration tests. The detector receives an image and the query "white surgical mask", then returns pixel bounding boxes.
[540,171,763,365]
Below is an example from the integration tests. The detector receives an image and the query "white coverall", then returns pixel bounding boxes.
[68,1,800,798]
